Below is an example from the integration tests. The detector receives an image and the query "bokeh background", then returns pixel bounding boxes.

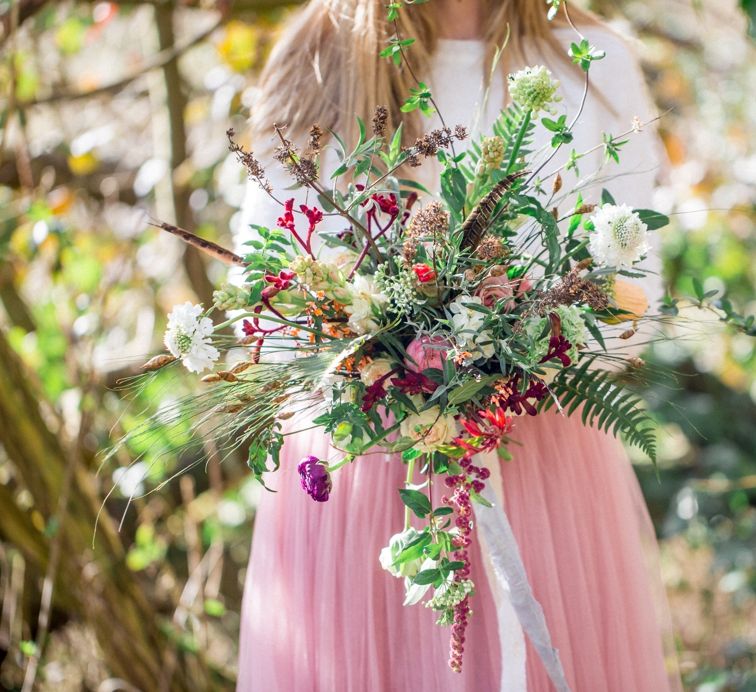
[0,0,754,690]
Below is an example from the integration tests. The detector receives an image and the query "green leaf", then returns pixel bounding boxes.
[413,568,441,585]
[447,375,497,406]
[402,447,423,462]
[471,491,493,507]
[395,533,432,565]
[634,209,669,230]
[600,188,617,205]
[399,488,432,518]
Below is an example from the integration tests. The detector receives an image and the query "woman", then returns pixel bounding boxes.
[235,1,681,690]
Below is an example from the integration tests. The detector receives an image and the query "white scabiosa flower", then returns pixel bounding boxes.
[508,65,561,114]
[344,274,387,335]
[589,204,650,269]
[163,302,219,373]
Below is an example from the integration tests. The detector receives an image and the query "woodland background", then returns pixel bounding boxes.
[0,0,754,690]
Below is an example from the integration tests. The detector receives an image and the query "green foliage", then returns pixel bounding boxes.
[569,38,606,71]
[400,81,435,116]
[540,359,658,461]
[398,488,432,518]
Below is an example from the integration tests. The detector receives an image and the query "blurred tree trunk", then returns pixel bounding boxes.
[0,330,225,691]
[155,5,217,314]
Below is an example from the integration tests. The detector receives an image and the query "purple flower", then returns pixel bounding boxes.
[297,456,332,502]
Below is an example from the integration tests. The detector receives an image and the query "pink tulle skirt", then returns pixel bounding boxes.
[237,411,680,691]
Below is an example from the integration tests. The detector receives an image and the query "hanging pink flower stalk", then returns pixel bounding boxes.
[297,456,332,502]
[442,458,491,672]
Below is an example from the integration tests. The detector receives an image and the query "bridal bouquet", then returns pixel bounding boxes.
[135,66,676,672]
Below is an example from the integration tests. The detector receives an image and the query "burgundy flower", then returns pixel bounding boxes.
[491,372,549,416]
[361,369,397,412]
[372,192,399,216]
[393,370,438,395]
[297,455,332,502]
[539,335,573,367]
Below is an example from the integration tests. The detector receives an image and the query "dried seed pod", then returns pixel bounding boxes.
[202,373,222,382]
[216,371,239,382]
[219,403,244,414]
[573,203,596,216]
[142,354,177,371]
[552,173,563,194]
[627,357,645,368]
[230,360,253,374]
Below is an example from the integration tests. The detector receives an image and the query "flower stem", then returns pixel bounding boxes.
[404,454,417,531]
[505,109,532,174]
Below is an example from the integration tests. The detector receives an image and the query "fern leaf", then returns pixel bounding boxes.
[539,360,657,462]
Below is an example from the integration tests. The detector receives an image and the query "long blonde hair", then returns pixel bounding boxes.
[250,0,599,146]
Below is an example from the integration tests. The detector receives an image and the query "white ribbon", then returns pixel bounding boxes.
[475,484,572,692]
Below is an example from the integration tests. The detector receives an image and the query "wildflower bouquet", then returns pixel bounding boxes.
[118,2,753,680]
[149,81,669,671]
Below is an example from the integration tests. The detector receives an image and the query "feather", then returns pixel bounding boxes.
[459,171,527,252]
[153,221,246,266]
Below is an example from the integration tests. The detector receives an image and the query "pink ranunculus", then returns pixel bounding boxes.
[476,272,531,312]
[405,335,449,372]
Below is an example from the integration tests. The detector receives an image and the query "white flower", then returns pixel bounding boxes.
[508,65,561,114]
[344,274,387,335]
[360,357,395,387]
[400,406,457,453]
[588,203,650,269]
[448,295,495,360]
[379,527,425,579]
[163,302,219,373]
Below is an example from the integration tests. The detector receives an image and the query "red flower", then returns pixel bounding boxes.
[454,405,513,457]
[264,269,295,290]
[276,198,322,257]
[412,263,437,283]
[393,370,438,395]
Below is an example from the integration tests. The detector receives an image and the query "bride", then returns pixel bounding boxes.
[234,1,681,689]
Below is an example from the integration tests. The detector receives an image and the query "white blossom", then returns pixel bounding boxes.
[379,527,425,579]
[508,65,561,114]
[588,203,650,269]
[163,302,219,373]
[448,295,495,360]
[344,274,387,335]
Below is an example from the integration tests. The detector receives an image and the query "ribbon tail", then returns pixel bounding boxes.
[475,485,572,692]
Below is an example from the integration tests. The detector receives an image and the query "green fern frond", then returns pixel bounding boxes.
[539,359,657,462]
[492,104,535,170]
